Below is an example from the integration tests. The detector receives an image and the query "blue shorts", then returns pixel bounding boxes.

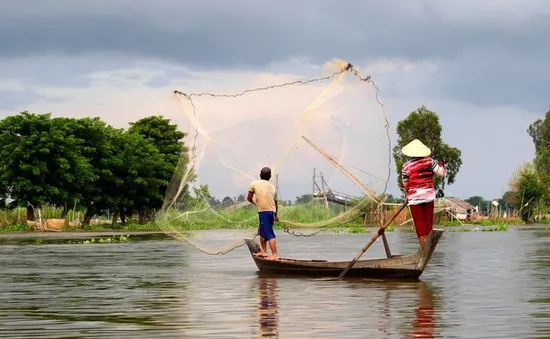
[258,211,276,241]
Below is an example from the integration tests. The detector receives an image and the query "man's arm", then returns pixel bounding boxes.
[247,191,255,205]
[247,182,256,206]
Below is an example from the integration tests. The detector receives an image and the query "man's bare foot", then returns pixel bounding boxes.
[266,254,279,261]
[254,251,267,257]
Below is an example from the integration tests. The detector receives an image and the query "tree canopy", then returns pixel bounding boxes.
[527,108,550,200]
[505,107,550,222]
[0,111,190,225]
[392,106,463,198]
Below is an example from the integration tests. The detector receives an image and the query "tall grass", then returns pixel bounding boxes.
[0,199,522,233]
[164,201,350,230]
[0,205,77,227]
[440,217,526,227]
[161,200,402,232]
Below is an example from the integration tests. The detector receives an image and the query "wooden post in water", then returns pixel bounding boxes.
[320,171,329,210]
[312,168,316,196]
[379,204,391,258]
[381,231,392,258]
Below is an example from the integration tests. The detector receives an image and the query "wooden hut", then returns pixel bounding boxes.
[440,197,477,221]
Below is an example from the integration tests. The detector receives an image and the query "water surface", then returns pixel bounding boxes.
[0,227,548,338]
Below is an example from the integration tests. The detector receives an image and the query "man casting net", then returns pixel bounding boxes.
[155,59,393,256]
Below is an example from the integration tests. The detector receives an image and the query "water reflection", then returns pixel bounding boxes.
[343,279,437,338]
[256,277,279,338]
[0,229,549,338]
[406,282,435,338]
[251,272,438,338]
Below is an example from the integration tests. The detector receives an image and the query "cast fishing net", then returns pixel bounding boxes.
[155,59,393,254]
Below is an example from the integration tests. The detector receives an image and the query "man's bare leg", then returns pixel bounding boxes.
[255,236,268,257]
[266,239,279,260]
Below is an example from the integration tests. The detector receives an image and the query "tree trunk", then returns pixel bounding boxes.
[82,207,95,226]
[126,207,133,223]
[112,210,119,226]
[26,205,35,221]
[61,203,68,219]
[138,209,149,224]
[119,206,127,226]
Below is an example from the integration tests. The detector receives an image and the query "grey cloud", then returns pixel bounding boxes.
[0,56,136,89]
[144,77,175,89]
[0,88,67,114]
[1,1,548,66]
[143,69,194,89]
[423,47,550,112]
[1,1,548,110]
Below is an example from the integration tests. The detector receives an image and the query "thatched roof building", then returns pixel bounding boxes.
[438,197,477,220]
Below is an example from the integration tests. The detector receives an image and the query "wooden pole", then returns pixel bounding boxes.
[320,171,328,210]
[378,204,391,258]
[312,168,316,196]
[381,232,392,258]
[338,200,408,280]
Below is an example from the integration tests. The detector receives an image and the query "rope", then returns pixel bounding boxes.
[301,135,381,204]
[170,231,257,255]
[280,213,365,237]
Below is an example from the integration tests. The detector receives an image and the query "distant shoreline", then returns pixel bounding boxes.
[0,223,546,239]
[0,230,166,238]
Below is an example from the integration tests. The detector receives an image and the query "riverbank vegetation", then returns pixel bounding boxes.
[0,109,543,234]
[0,198,524,234]
[0,112,192,229]
[505,108,550,223]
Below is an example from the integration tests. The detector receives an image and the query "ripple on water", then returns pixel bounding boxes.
[0,229,548,338]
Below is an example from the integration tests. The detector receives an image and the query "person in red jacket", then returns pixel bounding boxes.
[401,139,446,246]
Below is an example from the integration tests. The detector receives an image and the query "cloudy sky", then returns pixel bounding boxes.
[1,0,549,203]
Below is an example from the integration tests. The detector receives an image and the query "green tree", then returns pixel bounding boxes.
[384,194,405,204]
[222,196,234,206]
[208,197,221,207]
[393,106,462,198]
[508,162,544,222]
[295,194,313,204]
[128,115,186,168]
[128,115,189,216]
[0,112,94,221]
[502,191,520,210]
[0,112,197,226]
[527,108,550,202]
[111,131,166,225]
[465,196,487,213]
[62,118,122,225]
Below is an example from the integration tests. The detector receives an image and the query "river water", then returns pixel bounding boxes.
[0,227,548,338]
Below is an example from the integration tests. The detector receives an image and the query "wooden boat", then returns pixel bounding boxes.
[244,229,444,279]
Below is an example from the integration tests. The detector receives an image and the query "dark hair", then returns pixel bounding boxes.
[260,167,271,180]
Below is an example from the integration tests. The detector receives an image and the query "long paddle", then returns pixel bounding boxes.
[338,199,409,280]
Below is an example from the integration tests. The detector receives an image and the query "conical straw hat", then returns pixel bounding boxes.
[401,139,431,157]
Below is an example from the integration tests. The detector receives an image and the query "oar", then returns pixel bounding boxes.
[338,199,409,280]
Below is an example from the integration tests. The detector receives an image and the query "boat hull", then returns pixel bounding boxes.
[245,228,444,279]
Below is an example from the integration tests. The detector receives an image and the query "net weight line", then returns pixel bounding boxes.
[160,61,392,255]
[166,213,366,256]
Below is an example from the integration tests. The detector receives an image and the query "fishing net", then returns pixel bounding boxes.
[155,59,393,254]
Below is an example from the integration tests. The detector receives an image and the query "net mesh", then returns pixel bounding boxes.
[155,59,393,255]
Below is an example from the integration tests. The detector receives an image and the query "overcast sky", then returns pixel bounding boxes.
[1,0,548,203]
